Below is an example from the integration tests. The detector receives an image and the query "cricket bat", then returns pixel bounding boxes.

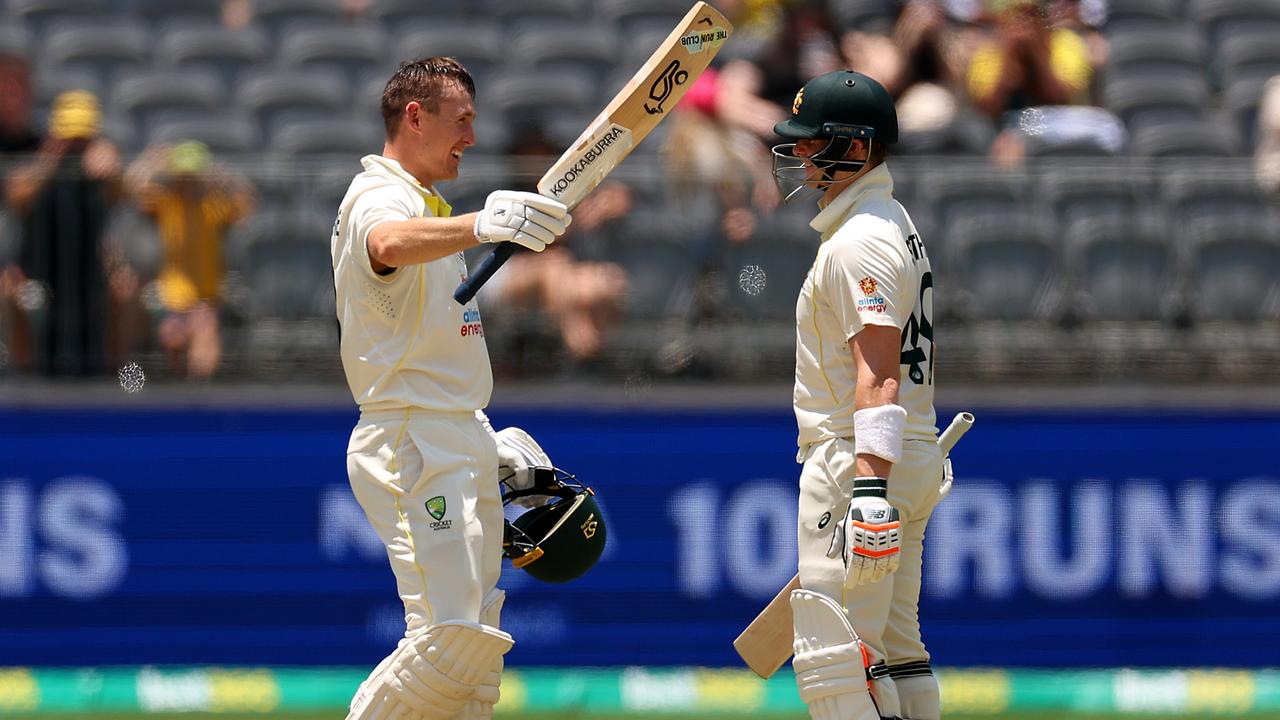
[732,411,976,679]
[453,2,732,304]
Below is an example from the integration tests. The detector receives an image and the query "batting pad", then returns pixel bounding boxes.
[790,589,882,720]
[348,620,514,720]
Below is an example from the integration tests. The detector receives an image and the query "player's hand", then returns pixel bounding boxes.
[827,478,901,587]
[495,426,554,508]
[474,190,572,252]
[938,456,955,499]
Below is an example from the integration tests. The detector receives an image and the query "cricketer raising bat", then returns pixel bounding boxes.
[453,1,732,304]
[732,411,977,679]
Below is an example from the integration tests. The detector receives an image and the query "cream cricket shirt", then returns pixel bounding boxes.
[794,162,937,449]
[332,154,492,412]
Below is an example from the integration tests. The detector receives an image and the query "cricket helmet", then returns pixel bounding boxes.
[502,468,606,584]
[774,70,898,144]
[771,70,898,202]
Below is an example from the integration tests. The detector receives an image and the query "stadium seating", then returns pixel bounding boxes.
[155,25,270,88]
[1064,215,1179,323]
[1,0,1277,381]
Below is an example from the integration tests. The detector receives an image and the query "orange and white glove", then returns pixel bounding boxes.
[828,477,901,587]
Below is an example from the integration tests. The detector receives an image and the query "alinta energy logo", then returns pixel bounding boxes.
[460,307,483,337]
[426,496,451,531]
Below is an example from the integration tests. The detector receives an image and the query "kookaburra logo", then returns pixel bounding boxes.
[645,59,689,115]
[580,513,599,539]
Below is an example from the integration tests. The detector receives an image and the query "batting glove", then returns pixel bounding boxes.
[828,477,901,587]
[474,190,571,252]
[495,426,554,508]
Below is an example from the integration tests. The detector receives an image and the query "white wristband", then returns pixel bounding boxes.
[853,404,907,464]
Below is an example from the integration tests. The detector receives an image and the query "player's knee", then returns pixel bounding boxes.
[348,620,514,720]
[790,589,882,720]
[891,663,940,720]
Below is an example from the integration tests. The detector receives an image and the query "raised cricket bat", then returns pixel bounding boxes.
[453,2,732,304]
[732,411,976,679]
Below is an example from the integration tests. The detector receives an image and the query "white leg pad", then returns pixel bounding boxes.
[790,589,881,720]
[347,620,514,720]
[452,589,507,720]
[895,673,940,720]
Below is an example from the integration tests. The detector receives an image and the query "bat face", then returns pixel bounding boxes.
[536,2,733,209]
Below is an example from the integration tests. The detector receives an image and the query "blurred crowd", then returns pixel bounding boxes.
[1,0,1278,382]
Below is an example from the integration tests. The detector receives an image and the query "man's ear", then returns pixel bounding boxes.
[849,138,871,160]
[404,101,422,134]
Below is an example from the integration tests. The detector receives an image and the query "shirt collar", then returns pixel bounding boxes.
[809,162,895,241]
[360,154,453,217]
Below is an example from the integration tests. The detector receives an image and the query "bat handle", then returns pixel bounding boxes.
[454,243,518,305]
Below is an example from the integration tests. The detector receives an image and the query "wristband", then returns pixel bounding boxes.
[853,404,906,464]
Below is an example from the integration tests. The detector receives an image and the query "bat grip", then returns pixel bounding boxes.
[454,243,518,305]
[938,412,975,455]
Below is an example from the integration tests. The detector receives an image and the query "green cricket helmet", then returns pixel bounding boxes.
[502,468,606,584]
[772,70,898,201]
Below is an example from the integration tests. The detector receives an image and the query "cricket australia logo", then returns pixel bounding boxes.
[792,88,805,115]
[645,59,689,115]
[426,496,452,530]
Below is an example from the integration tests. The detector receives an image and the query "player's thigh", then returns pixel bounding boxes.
[884,513,930,662]
[796,438,854,599]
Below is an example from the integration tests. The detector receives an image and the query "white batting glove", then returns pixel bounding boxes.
[473,190,571,252]
[495,426,554,508]
[939,457,955,499]
[827,477,901,587]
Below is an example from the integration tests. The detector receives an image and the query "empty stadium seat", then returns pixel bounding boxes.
[918,168,1028,235]
[488,0,584,33]
[1216,32,1280,88]
[508,25,620,87]
[156,25,270,87]
[606,218,699,320]
[1039,166,1150,231]
[367,0,482,30]
[719,209,817,322]
[1180,215,1280,323]
[233,213,336,320]
[7,0,104,34]
[1162,169,1269,229]
[111,70,226,137]
[1103,70,1211,128]
[270,117,384,157]
[393,21,504,87]
[1064,216,1178,322]
[234,69,347,136]
[250,0,345,39]
[1105,0,1184,25]
[149,114,261,154]
[1129,118,1242,157]
[596,0,701,36]
[0,24,33,59]
[1224,76,1267,150]
[1191,0,1280,51]
[1105,25,1207,76]
[132,0,224,27]
[278,24,391,87]
[31,67,102,113]
[481,70,598,147]
[40,21,150,87]
[949,214,1060,322]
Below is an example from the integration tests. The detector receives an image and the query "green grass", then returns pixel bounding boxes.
[27,707,1280,712]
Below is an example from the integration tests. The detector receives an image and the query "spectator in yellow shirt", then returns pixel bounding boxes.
[125,140,254,379]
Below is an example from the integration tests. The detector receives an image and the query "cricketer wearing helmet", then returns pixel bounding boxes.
[772,70,943,720]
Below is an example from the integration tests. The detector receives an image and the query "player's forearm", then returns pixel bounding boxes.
[368,213,481,268]
[854,377,899,478]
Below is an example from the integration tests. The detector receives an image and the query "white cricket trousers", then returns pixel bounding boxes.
[347,409,505,633]
[796,436,944,666]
